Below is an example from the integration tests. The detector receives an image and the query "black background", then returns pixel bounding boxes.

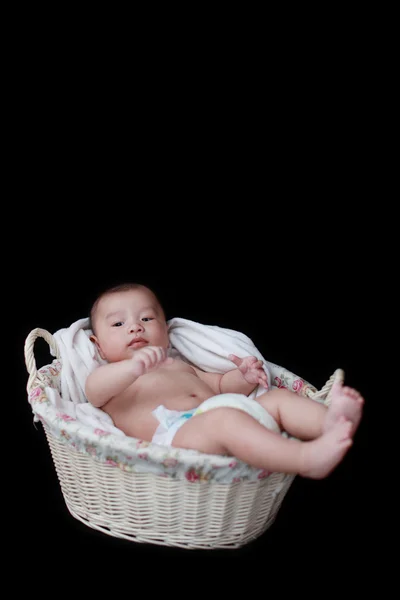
[7,37,390,582]
[12,196,381,575]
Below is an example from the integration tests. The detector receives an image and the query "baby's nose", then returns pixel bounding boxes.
[129,322,144,333]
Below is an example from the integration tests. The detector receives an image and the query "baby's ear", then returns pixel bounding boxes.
[90,334,106,360]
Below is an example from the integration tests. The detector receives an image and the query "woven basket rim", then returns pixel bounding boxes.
[25,328,341,480]
[29,364,285,485]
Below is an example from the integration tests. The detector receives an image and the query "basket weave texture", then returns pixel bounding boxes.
[25,327,340,549]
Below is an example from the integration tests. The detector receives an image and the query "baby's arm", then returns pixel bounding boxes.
[192,355,268,396]
[86,360,140,408]
[193,366,257,396]
[85,346,171,408]
[219,368,258,395]
[220,355,268,395]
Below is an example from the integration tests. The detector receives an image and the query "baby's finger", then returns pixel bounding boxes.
[143,347,165,368]
[155,346,166,358]
[156,348,170,365]
[156,349,174,366]
[137,356,151,371]
[228,354,242,366]
[253,365,265,375]
[143,349,157,366]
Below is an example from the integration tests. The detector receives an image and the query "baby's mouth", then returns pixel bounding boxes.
[129,338,147,348]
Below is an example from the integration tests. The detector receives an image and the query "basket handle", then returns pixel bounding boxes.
[24,328,60,393]
[308,368,344,406]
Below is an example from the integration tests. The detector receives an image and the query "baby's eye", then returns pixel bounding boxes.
[141,317,154,322]
[112,321,124,327]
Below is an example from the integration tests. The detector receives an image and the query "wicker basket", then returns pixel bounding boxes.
[24,327,341,550]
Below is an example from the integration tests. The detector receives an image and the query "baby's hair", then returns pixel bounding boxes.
[89,283,164,333]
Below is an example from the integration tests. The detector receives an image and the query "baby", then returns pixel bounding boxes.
[85,283,364,479]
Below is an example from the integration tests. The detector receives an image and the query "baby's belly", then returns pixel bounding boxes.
[104,385,213,441]
[104,402,159,440]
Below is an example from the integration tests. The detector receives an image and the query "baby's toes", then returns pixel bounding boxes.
[356,393,364,405]
[343,386,358,399]
[349,388,364,404]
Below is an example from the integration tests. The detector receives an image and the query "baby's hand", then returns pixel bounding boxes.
[131,346,173,378]
[228,354,269,389]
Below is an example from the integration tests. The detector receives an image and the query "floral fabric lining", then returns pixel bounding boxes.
[28,359,317,484]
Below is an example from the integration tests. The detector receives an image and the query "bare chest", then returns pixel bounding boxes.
[103,360,212,438]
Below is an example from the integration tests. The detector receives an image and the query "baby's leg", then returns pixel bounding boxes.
[256,388,328,440]
[256,380,364,439]
[172,407,353,479]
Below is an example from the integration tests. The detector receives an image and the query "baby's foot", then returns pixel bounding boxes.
[323,380,364,436]
[300,418,353,479]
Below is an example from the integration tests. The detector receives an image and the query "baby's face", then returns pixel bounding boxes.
[91,288,169,363]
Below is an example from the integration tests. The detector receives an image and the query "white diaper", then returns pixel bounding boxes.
[151,393,280,447]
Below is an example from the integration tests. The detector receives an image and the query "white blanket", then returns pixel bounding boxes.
[47,317,273,435]
[167,318,272,397]
[53,318,106,405]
